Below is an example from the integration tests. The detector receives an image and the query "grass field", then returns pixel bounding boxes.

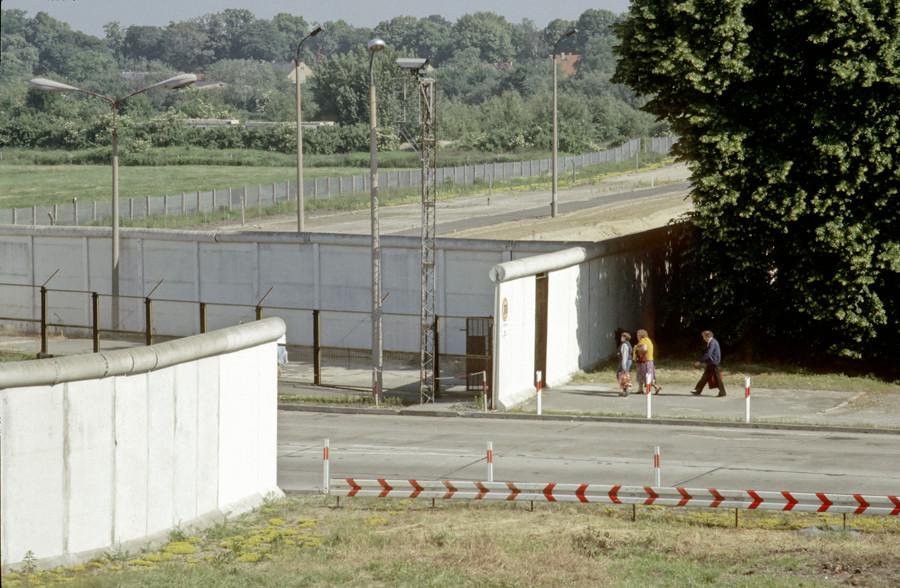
[3,495,898,587]
[0,148,666,211]
[0,164,366,209]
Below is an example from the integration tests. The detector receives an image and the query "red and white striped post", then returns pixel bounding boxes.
[323,438,330,494]
[745,377,751,423]
[536,370,543,415]
[487,442,494,482]
[373,372,379,407]
[654,445,661,486]
[481,371,488,412]
[646,374,653,418]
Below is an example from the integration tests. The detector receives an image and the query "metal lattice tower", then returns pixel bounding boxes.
[393,69,437,404]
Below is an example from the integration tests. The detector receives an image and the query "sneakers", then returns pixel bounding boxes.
[690,389,702,396]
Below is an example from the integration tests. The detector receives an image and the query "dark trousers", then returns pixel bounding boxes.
[695,363,725,393]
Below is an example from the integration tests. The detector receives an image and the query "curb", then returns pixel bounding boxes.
[277,404,900,435]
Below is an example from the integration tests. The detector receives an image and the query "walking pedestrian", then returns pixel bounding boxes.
[616,331,633,396]
[691,330,726,397]
[633,329,661,394]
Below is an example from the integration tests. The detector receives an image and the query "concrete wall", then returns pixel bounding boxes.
[490,228,675,409]
[0,226,585,355]
[0,317,286,571]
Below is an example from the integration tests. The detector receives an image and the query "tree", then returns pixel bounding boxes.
[161,20,214,71]
[103,22,126,65]
[452,12,516,64]
[229,19,289,62]
[613,0,900,362]
[123,25,165,64]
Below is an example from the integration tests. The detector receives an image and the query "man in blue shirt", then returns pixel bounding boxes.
[691,330,726,397]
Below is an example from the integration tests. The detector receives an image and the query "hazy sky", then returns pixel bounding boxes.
[3,0,633,38]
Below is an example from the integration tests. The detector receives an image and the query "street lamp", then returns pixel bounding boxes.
[367,38,386,404]
[551,28,577,218]
[295,25,324,233]
[29,74,197,328]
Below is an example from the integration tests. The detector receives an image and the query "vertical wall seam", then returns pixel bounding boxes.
[62,384,70,556]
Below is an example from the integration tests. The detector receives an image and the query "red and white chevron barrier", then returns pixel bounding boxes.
[330,479,900,516]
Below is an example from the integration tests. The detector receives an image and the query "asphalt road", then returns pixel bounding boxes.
[277,411,900,496]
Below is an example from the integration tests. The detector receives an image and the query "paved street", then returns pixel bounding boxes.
[277,410,900,496]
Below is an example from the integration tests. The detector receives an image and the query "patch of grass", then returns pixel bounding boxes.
[0,148,671,213]
[4,496,897,587]
[0,351,34,363]
[0,163,365,210]
[278,393,405,408]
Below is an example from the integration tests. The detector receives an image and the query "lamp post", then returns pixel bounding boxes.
[29,74,197,329]
[551,28,577,218]
[367,38,386,404]
[295,26,324,233]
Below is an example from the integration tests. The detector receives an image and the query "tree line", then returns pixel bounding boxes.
[0,8,665,155]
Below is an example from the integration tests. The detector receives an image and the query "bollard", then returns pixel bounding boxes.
[745,376,751,423]
[487,442,494,482]
[323,439,330,494]
[482,371,488,412]
[646,374,652,418]
[536,370,543,415]
[654,446,661,486]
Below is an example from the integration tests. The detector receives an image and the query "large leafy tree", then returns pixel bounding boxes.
[452,12,516,64]
[614,0,900,361]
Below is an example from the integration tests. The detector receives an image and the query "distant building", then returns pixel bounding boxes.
[553,53,580,77]
[287,62,315,84]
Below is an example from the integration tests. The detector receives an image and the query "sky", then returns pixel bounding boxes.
[2,0,633,38]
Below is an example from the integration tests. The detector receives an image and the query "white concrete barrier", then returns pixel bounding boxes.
[0,317,286,571]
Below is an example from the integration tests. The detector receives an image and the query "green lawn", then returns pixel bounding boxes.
[0,164,367,209]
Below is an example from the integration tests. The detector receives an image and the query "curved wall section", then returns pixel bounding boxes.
[0,317,286,571]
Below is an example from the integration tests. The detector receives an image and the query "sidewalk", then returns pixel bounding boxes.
[3,335,897,432]
[277,364,900,433]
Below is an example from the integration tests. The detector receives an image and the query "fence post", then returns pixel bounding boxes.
[145,297,153,346]
[92,292,100,352]
[313,309,322,385]
[40,285,49,357]
[145,280,163,347]
[256,287,274,321]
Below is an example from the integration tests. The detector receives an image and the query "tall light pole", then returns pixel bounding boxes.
[295,26,324,233]
[29,74,197,329]
[367,38,386,404]
[551,28,577,218]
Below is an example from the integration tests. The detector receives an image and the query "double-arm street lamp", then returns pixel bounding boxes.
[367,38,386,404]
[295,26,324,233]
[29,74,197,328]
[551,28,577,218]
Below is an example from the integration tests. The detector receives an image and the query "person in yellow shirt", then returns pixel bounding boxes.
[633,329,661,394]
